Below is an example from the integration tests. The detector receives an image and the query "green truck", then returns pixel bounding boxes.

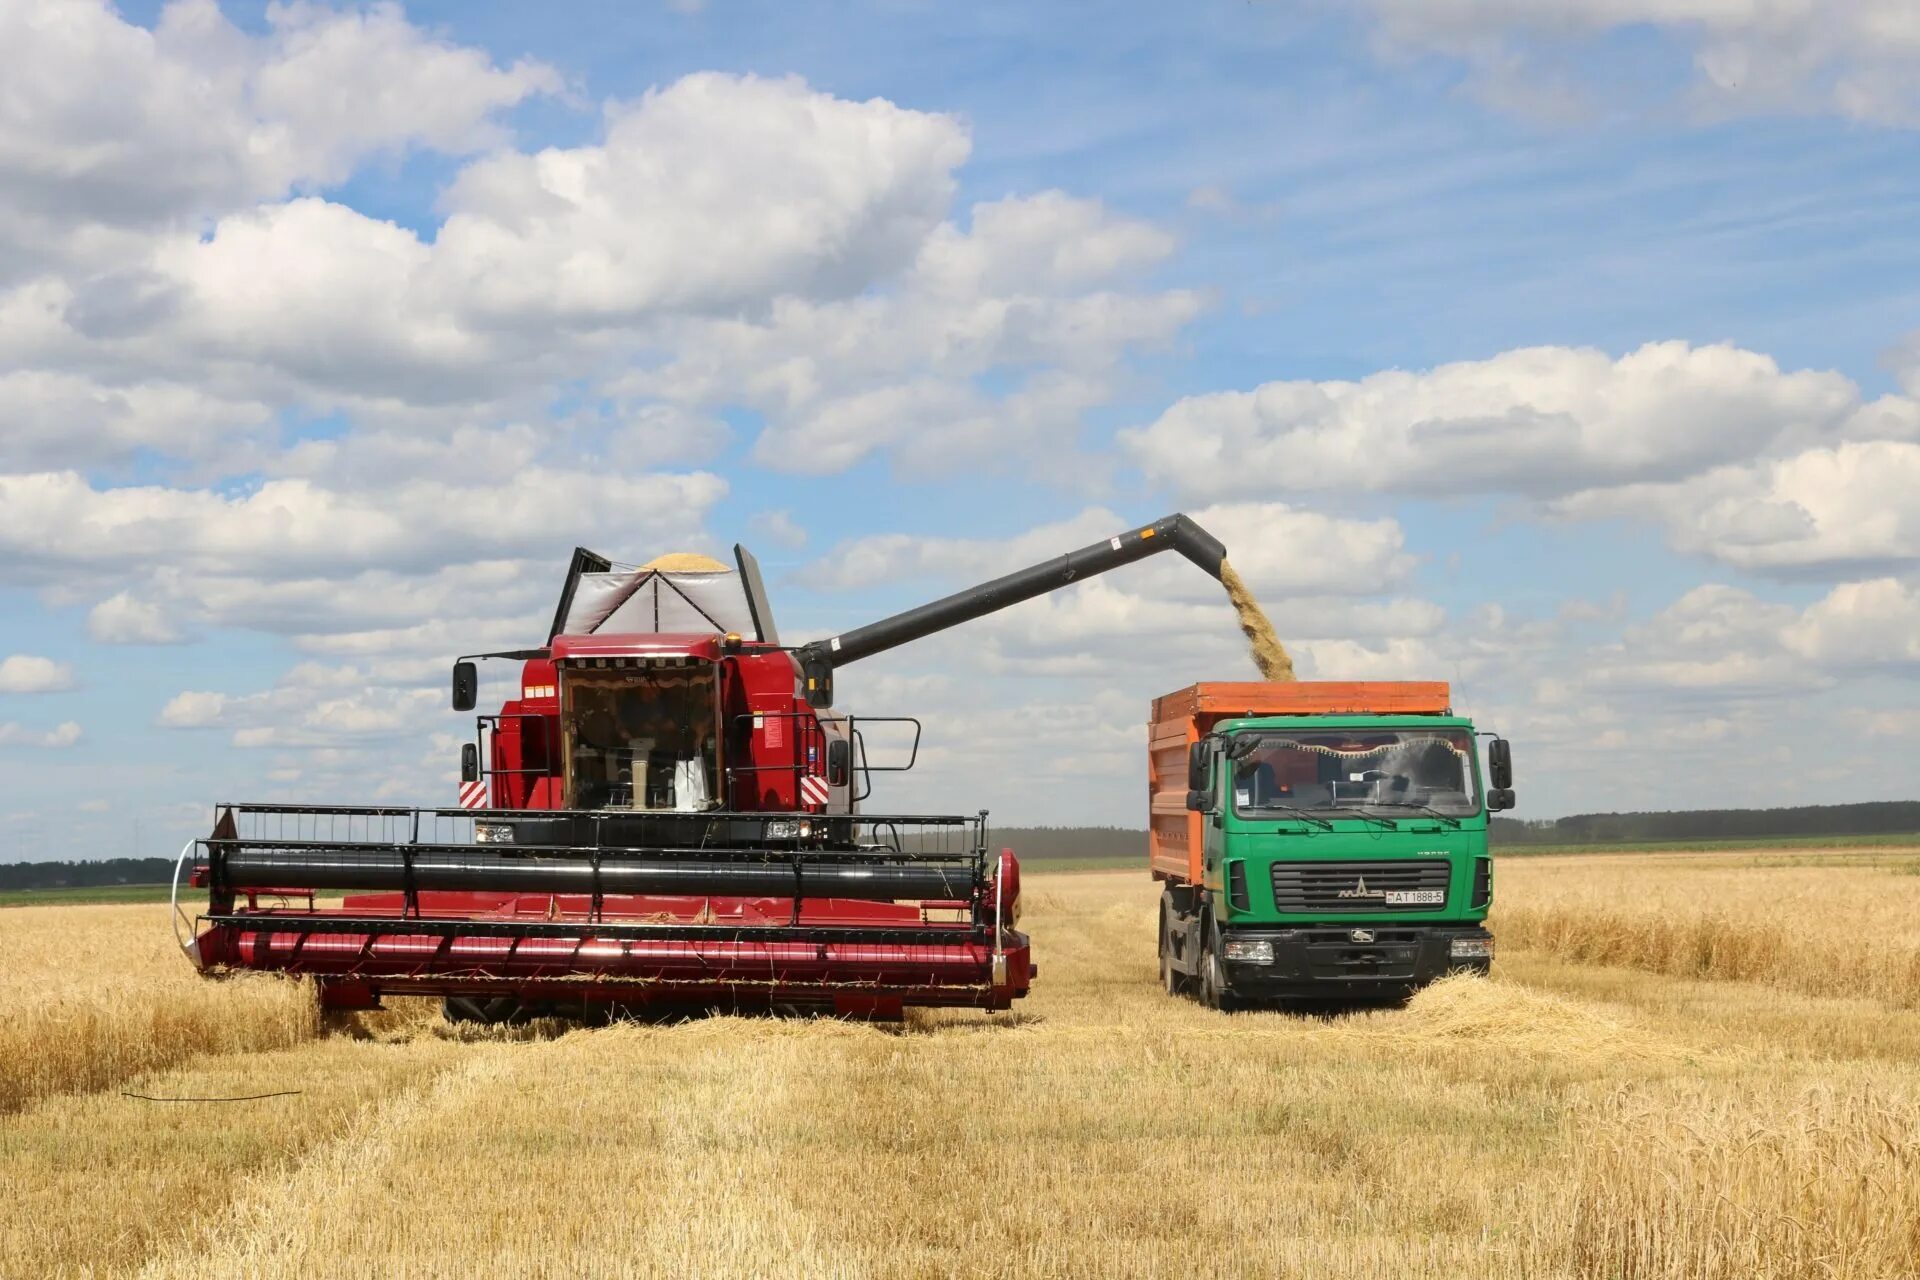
[1150,681,1514,1010]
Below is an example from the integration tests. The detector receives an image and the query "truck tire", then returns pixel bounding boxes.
[1199,917,1238,1013]
[1158,895,1187,997]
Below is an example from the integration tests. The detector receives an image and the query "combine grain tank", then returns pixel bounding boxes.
[176,516,1230,1021]
[1150,681,1515,1010]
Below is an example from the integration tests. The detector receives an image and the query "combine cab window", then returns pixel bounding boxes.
[563,667,720,811]
[1232,730,1479,817]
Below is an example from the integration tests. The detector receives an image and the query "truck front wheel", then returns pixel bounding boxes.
[1199,918,1239,1013]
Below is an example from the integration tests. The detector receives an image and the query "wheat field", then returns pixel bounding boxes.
[3,850,1919,1278]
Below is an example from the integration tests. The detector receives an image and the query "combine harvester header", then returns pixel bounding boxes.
[177,515,1232,1022]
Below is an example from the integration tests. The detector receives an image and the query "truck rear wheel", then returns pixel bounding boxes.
[1158,894,1186,997]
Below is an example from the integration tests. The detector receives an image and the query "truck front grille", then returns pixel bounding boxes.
[1270,860,1451,912]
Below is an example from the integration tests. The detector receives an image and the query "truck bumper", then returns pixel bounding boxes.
[1221,924,1492,1002]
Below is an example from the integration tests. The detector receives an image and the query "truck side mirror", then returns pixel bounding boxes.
[1186,788,1211,813]
[460,743,479,784]
[1488,737,1513,790]
[826,738,850,787]
[452,660,478,712]
[1487,787,1516,812]
[1187,740,1210,791]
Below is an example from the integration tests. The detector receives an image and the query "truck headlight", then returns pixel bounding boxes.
[1449,937,1493,960]
[766,819,813,839]
[474,823,514,844]
[1223,939,1274,964]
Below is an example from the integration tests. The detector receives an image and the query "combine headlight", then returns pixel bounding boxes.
[473,823,515,844]
[1223,938,1275,964]
[766,819,813,839]
[1449,937,1493,960]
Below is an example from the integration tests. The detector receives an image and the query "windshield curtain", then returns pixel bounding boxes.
[1231,730,1479,817]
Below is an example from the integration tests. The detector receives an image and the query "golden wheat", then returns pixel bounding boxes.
[1495,851,1920,1006]
[1,856,1917,1277]
[0,903,318,1113]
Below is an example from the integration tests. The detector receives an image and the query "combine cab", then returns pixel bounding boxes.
[175,516,1231,1020]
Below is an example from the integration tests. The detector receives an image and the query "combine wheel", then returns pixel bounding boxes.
[444,996,522,1025]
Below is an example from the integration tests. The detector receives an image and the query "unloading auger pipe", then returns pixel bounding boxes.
[794,513,1226,706]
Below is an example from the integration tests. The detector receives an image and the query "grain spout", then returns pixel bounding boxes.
[1219,558,1295,681]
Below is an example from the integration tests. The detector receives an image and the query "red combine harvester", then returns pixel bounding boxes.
[175,515,1230,1021]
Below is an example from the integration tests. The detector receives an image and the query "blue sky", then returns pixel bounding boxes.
[3,0,1919,858]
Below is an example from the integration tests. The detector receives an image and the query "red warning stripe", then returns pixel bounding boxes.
[459,781,488,809]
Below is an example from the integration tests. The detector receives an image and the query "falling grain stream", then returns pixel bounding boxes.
[1219,558,1295,681]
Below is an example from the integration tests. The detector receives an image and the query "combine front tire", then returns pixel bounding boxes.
[444,996,521,1025]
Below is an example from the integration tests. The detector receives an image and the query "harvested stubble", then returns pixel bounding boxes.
[6,857,1920,1278]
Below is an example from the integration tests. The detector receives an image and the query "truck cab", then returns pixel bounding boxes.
[1151,683,1514,1010]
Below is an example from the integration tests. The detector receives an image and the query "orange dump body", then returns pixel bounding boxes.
[1147,681,1453,884]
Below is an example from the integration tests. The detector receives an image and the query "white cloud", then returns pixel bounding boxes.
[0,720,81,748]
[1783,578,1920,669]
[1125,341,1863,500]
[1361,0,1920,128]
[0,654,75,693]
[158,690,227,728]
[87,591,184,645]
[748,509,808,550]
[160,665,443,750]
[0,466,724,584]
[1563,439,1920,576]
[434,73,968,325]
[643,192,1203,477]
[0,0,557,253]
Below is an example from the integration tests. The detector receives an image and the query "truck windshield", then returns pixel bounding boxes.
[1230,730,1479,818]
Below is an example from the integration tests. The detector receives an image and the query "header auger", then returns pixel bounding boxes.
[176,515,1229,1022]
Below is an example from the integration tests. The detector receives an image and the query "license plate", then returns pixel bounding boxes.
[1385,889,1444,905]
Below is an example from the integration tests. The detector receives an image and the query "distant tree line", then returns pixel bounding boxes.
[0,857,178,891]
[1490,800,1920,845]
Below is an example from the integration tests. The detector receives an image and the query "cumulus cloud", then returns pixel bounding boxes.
[1783,578,1920,669]
[641,192,1203,477]
[0,654,75,693]
[748,509,808,550]
[1125,341,1863,500]
[0,720,81,748]
[0,0,557,257]
[1563,440,1920,576]
[0,466,724,585]
[160,664,444,750]
[1360,0,1920,128]
[1587,584,1831,696]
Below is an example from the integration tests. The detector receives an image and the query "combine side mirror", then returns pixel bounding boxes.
[1487,788,1516,812]
[1488,737,1513,790]
[460,743,479,784]
[826,739,850,787]
[452,661,478,712]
